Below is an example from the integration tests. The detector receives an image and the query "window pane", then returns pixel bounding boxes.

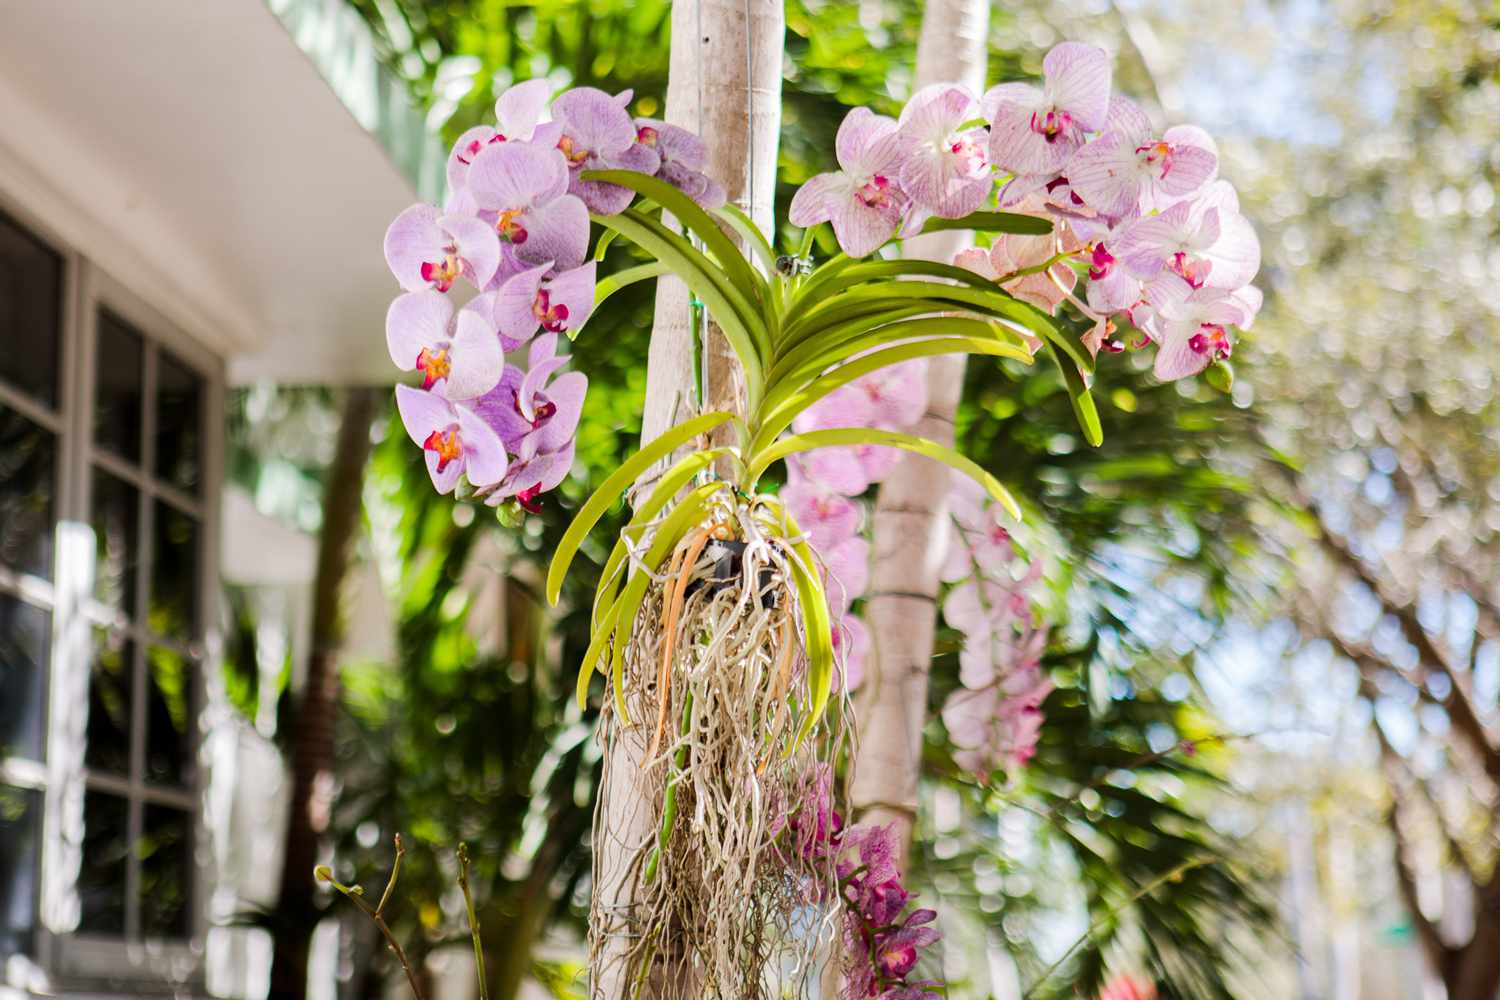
[76,790,129,935]
[90,467,139,617]
[0,595,49,761]
[94,310,144,464]
[0,405,56,580]
[0,784,42,956]
[86,631,133,776]
[145,646,193,787]
[149,504,199,640]
[0,210,62,407]
[139,804,192,939]
[156,350,202,495]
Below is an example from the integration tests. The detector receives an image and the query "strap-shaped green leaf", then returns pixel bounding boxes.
[547,410,740,606]
[713,202,778,277]
[603,482,725,719]
[753,333,1034,452]
[756,497,834,747]
[1044,340,1104,447]
[593,210,770,397]
[769,313,1032,388]
[589,261,669,325]
[785,257,1005,328]
[582,169,766,308]
[748,427,1021,520]
[593,199,660,261]
[575,481,726,714]
[591,448,733,632]
[917,210,1054,236]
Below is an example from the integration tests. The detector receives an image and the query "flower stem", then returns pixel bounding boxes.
[456,843,489,1000]
[316,836,426,1000]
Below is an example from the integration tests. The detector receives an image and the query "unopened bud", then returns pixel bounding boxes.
[1205,360,1234,394]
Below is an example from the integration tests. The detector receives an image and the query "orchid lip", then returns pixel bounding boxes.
[416,346,452,389]
[423,426,464,471]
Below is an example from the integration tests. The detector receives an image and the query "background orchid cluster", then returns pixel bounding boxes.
[937,473,1051,776]
[790,41,1262,382]
[380,79,722,510]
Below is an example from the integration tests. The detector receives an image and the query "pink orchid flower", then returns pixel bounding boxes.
[984,42,1112,176]
[789,106,913,258]
[822,534,870,616]
[489,260,597,349]
[384,204,501,293]
[385,291,503,401]
[395,385,508,495]
[895,84,991,219]
[1113,180,1260,291]
[955,223,1078,317]
[466,140,591,272]
[1067,96,1219,220]
[445,79,560,193]
[634,118,727,208]
[1146,274,1261,380]
[782,470,861,549]
[551,87,661,214]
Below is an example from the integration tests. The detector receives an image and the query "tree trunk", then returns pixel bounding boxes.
[850,0,991,871]
[591,2,784,997]
[269,387,382,998]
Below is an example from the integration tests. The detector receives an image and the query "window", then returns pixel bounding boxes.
[0,205,222,981]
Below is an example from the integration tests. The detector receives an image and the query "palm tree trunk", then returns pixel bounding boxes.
[269,387,382,998]
[592,2,784,997]
[850,0,991,871]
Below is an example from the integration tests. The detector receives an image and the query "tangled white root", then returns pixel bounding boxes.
[589,495,853,999]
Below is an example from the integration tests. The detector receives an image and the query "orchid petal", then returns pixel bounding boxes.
[494,78,553,140]
[444,309,504,401]
[385,291,454,372]
[455,403,508,487]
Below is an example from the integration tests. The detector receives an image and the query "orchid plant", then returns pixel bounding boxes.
[376,40,1259,998]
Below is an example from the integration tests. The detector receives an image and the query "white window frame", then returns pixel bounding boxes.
[0,193,223,992]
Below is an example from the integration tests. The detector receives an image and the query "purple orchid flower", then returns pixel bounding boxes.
[634,118,727,208]
[385,291,503,401]
[551,87,661,214]
[822,534,869,617]
[489,260,597,349]
[1068,96,1219,220]
[472,334,587,512]
[466,140,591,271]
[384,204,501,293]
[445,79,562,194]
[875,922,941,981]
[1112,180,1260,291]
[789,106,912,258]
[895,84,991,219]
[984,41,1112,176]
[395,385,508,495]
[1145,274,1260,380]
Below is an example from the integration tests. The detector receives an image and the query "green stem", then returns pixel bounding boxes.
[456,843,489,1000]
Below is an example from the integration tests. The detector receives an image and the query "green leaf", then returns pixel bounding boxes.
[589,261,669,324]
[753,331,1034,451]
[712,202,778,276]
[593,199,659,260]
[591,448,733,631]
[769,313,1033,389]
[601,482,725,719]
[1045,340,1104,447]
[918,210,1054,236]
[757,497,834,747]
[747,427,1022,520]
[581,169,766,308]
[785,257,1006,328]
[547,411,741,606]
[592,210,770,401]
